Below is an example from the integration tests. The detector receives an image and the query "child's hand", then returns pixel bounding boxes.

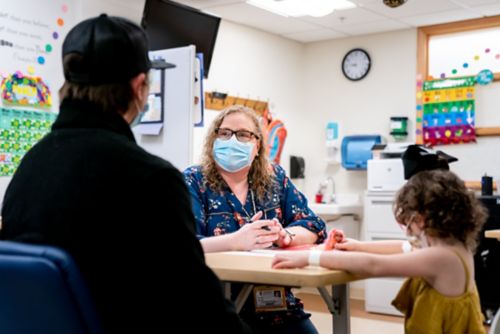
[272,251,309,269]
[334,238,360,251]
[323,229,345,250]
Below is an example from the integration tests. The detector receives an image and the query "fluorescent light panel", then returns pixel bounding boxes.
[247,0,356,17]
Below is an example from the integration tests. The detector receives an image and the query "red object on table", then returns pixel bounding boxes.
[315,193,323,203]
[280,229,345,251]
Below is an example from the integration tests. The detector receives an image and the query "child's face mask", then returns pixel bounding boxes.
[408,230,429,249]
[406,215,429,249]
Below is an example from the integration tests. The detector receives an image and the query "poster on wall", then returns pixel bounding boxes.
[420,76,476,146]
[0,0,77,176]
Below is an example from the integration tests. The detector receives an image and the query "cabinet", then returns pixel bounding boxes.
[363,192,405,316]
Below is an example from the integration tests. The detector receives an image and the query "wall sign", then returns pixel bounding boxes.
[0,0,78,176]
[421,76,476,146]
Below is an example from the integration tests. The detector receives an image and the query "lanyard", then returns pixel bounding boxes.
[227,188,263,223]
[242,189,257,220]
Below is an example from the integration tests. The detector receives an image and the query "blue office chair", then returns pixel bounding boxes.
[0,241,104,334]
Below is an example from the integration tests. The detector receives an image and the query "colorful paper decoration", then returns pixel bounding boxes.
[0,108,57,176]
[476,69,494,85]
[421,76,476,146]
[415,74,424,145]
[267,119,287,164]
[261,109,287,164]
[1,72,52,107]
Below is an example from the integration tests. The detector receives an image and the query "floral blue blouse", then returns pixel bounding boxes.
[183,164,326,326]
[183,164,326,242]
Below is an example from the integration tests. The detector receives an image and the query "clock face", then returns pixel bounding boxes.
[342,48,371,81]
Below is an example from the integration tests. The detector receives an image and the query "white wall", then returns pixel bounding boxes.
[201,20,305,173]
[300,29,418,200]
[203,22,500,200]
[78,1,500,198]
[81,0,143,22]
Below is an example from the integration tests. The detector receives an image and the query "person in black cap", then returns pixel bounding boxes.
[1,14,250,334]
[401,144,458,180]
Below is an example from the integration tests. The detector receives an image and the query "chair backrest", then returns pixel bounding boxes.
[491,308,500,334]
[0,241,104,334]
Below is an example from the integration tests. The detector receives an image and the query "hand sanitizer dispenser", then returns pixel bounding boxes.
[326,122,340,163]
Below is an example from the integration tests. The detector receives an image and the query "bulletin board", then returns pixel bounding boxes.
[419,76,476,146]
[0,0,78,179]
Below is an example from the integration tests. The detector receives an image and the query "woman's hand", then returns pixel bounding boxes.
[232,211,281,250]
[272,251,309,269]
[272,219,296,248]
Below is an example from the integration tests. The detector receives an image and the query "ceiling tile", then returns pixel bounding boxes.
[175,0,244,9]
[362,0,463,18]
[401,9,482,27]
[208,3,322,35]
[454,0,500,6]
[472,3,500,16]
[332,19,411,36]
[350,0,380,5]
[283,29,348,43]
[113,0,500,43]
[299,7,388,28]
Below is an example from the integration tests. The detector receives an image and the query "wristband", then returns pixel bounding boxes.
[308,250,323,267]
[401,241,412,253]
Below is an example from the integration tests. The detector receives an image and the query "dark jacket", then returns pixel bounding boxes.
[1,99,250,334]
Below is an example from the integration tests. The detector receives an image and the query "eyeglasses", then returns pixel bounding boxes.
[215,128,259,143]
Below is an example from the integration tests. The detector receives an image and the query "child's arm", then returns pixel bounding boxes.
[335,239,408,254]
[272,248,443,280]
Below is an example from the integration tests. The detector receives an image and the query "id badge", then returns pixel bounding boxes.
[253,286,287,312]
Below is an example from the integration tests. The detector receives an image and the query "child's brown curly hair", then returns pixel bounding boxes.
[394,170,488,252]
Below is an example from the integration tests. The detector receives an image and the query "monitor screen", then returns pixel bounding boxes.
[141,0,221,78]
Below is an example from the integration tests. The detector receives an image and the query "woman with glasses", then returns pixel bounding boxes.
[183,105,326,334]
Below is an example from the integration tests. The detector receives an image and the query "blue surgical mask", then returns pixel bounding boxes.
[130,112,143,127]
[130,99,149,127]
[213,136,255,172]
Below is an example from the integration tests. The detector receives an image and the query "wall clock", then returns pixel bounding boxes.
[342,48,371,81]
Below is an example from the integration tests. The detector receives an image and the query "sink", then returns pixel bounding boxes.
[308,194,362,218]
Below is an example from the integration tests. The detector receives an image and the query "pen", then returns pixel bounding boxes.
[284,228,295,239]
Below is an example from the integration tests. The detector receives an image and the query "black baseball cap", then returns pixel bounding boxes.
[402,145,458,180]
[62,14,152,85]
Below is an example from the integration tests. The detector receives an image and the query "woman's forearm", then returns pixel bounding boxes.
[286,226,318,246]
[200,233,236,253]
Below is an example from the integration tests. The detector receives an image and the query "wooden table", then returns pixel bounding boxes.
[485,229,500,240]
[206,251,361,334]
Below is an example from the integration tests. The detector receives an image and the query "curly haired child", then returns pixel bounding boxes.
[272,170,488,334]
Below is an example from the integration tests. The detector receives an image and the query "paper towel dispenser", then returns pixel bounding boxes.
[341,135,381,170]
[290,156,305,179]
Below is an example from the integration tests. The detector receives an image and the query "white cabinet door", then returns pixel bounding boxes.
[364,194,402,236]
[364,193,406,316]
[365,278,404,316]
